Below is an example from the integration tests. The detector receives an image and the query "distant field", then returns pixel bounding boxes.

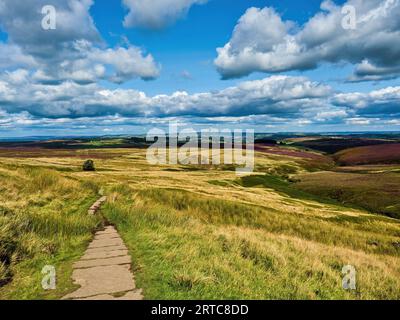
[292,138,397,154]
[254,144,334,172]
[0,138,145,150]
[335,144,400,166]
[255,144,331,162]
[283,137,325,143]
[0,147,128,159]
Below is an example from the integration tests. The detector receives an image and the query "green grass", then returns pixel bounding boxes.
[1,146,400,300]
[295,171,400,219]
[127,187,400,255]
[102,185,400,300]
[0,166,102,299]
[84,139,125,147]
[237,174,352,209]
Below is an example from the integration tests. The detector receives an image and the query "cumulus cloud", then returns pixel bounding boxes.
[0,43,38,69]
[349,60,400,82]
[0,0,100,60]
[0,74,332,119]
[0,0,160,83]
[0,80,16,103]
[30,40,160,84]
[1,74,399,133]
[313,110,349,122]
[215,0,400,80]
[122,0,208,29]
[82,76,331,120]
[85,43,160,82]
[332,86,400,116]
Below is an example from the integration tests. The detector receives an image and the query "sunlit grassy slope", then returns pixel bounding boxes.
[0,163,102,299]
[0,147,399,299]
[295,167,400,219]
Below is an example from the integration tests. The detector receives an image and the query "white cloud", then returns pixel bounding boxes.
[0,0,160,83]
[349,60,400,82]
[0,75,332,119]
[314,110,348,122]
[2,77,400,133]
[215,0,400,80]
[86,44,160,82]
[122,0,208,29]
[332,86,400,116]
[0,43,37,69]
[2,73,398,128]
[0,0,100,58]
[5,69,30,84]
[0,81,15,102]
[345,118,372,125]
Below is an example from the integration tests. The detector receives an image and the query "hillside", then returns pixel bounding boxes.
[292,138,397,154]
[335,144,400,166]
[0,144,399,299]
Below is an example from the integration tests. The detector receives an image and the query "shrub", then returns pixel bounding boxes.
[82,160,95,171]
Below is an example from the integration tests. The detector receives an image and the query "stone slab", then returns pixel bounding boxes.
[81,249,128,261]
[74,255,131,269]
[63,264,136,299]
[94,234,121,241]
[85,245,127,254]
[88,238,125,249]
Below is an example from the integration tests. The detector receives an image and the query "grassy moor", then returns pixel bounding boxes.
[0,134,399,300]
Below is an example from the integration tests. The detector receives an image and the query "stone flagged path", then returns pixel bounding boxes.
[62,198,143,300]
[63,226,143,300]
[88,196,107,215]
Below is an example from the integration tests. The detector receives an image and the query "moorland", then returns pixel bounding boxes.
[0,133,399,299]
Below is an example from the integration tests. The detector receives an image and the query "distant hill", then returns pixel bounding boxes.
[335,143,400,165]
[292,138,398,154]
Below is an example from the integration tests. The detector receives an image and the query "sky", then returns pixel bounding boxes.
[0,0,399,137]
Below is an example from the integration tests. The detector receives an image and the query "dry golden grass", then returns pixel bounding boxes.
[0,147,399,299]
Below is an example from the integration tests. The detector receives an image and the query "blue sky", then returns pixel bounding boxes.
[0,0,399,136]
[91,0,376,95]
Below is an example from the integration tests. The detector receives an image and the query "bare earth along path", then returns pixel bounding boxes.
[62,197,143,300]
